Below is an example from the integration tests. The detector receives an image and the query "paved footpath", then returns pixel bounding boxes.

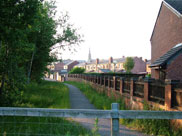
[64,83,149,136]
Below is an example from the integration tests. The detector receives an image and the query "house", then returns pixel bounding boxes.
[45,60,79,81]
[145,60,151,74]
[75,56,146,74]
[150,0,182,80]
[64,61,79,72]
[74,62,87,69]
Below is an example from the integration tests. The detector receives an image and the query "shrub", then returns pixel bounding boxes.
[123,57,135,73]
[69,67,85,74]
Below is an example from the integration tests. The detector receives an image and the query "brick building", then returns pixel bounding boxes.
[46,60,79,81]
[75,56,147,74]
[64,61,79,72]
[150,0,182,80]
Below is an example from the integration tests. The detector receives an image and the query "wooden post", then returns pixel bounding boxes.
[111,103,119,136]
[130,78,134,98]
[113,76,116,91]
[104,76,106,87]
[100,76,103,86]
[120,77,124,95]
[108,76,111,88]
[99,76,102,85]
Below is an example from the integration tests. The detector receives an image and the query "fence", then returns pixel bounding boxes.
[1,103,182,136]
[68,74,182,111]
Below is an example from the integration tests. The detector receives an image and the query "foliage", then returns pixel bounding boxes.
[121,102,172,136]
[0,0,83,106]
[92,118,100,136]
[0,116,90,136]
[69,67,85,74]
[146,73,151,78]
[18,81,70,108]
[0,81,91,135]
[123,57,135,73]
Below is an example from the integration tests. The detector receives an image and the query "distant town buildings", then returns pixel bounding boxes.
[45,60,79,81]
[75,55,149,74]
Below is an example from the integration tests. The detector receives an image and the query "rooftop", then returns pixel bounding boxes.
[164,0,182,14]
[150,43,182,67]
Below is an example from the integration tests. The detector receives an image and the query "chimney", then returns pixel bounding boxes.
[122,56,125,58]
[144,59,148,62]
[96,58,99,64]
[140,57,142,60]
[109,57,113,63]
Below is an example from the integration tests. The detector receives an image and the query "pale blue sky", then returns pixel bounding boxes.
[55,0,162,61]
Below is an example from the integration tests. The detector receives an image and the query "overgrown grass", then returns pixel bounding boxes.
[0,116,91,136]
[66,81,182,136]
[0,81,91,136]
[18,81,70,108]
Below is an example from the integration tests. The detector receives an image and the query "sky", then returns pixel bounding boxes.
[54,0,163,61]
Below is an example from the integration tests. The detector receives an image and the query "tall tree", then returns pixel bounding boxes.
[0,0,83,106]
[0,0,42,105]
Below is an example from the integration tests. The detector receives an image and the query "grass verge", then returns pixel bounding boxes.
[66,81,182,136]
[18,80,70,108]
[0,80,91,136]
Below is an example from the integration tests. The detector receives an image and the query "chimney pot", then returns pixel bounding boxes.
[109,57,113,63]
[96,58,99,64]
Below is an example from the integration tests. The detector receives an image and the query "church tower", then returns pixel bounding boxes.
[88,48,92,63]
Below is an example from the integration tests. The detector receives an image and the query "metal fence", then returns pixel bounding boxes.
[1,103,182,136]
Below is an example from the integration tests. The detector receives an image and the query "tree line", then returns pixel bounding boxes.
[0,0,82,106]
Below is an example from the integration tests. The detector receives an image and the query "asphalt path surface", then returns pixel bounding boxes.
[64,83,149,136]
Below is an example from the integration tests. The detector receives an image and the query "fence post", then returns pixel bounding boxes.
[108,76,111,88]
[144,78,154,102]
[113,76,116,91]
[130,78,135,99]
[144,78,150,102]
[165,79,172,110]
[120,77,124,95]
[104,76,106,87]
[111,103,119,136]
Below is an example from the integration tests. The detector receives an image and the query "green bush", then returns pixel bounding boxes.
[69,67,85,74]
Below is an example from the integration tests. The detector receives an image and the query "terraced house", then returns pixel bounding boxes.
[75,56,147,74]
[150,0,182,80]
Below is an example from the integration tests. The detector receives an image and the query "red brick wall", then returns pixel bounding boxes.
[68,61,79,71]
[166,54,182,80]
[131,57,146,74]
[151,3,182,79]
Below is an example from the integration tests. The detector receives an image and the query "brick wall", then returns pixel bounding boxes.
[131,57,146,74]
[68,61,79,71]
[166,54,182,80]
[151,3,182,79]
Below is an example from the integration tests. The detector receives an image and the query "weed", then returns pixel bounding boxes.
[92,118,100,136]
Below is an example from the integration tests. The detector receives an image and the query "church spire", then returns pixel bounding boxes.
[88,48,92,62]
